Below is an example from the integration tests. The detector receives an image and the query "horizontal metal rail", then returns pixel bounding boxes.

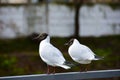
[0,69,120,80]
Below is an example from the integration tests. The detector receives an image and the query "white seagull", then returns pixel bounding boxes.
[35,33,71,74]
[65,38,103,71]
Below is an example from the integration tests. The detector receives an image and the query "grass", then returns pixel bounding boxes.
[0,37,38,53]
[0,35,120,76]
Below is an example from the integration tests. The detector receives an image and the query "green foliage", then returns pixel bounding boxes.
[34,71,44,74]
[108,3,120,9]
[94,48,112,57]
[0,55,16,76]
[0,55,26,76]
[12,68,24,75]
[0,37,38,53]
[0,55,16,68]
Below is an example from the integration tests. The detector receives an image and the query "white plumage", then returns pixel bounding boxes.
[39,35,70,70]
[67,39,102,64]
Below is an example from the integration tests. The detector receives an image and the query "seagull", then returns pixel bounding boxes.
[34,33,71,74]
[65,38,103,72]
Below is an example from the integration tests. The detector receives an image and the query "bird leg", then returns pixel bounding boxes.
[47,65,50,74]
[80,65,83,72]
[85,64,89,72]
[53,66,56,74]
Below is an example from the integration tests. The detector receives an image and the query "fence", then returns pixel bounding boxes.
[0,69,120,80]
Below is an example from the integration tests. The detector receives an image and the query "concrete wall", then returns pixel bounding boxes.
[0,4,120,38]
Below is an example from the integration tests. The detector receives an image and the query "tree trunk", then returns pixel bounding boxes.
[74,3,81,39]
[74,0,83,39]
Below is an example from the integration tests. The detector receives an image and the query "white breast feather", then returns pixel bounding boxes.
[40,42,65,66]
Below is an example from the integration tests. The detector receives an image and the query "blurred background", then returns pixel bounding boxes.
[0,0,120,78]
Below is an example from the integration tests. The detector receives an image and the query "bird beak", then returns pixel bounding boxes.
[64,42,69,46]
[33,34,41,40]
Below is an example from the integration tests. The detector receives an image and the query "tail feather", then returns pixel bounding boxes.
[57,61,75,69]
[57,64,71,69]
[64,61,75,67]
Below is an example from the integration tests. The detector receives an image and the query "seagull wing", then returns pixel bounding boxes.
[80,44,95,59]
[80,44,103,60]
[40,43,70,69]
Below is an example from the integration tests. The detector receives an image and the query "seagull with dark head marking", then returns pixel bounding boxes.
[35,33,71,74]
[65,38,103,72]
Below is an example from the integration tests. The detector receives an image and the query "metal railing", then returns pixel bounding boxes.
[0,69,120,80]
